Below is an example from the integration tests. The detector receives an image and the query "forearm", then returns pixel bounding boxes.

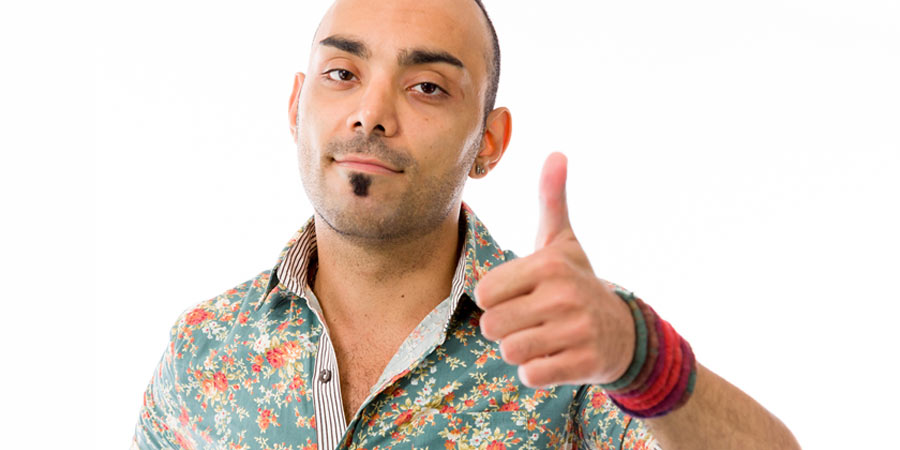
[644,363,800,450]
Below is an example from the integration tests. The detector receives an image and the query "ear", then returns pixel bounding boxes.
[289,72,306,142]
[470,107,512,178]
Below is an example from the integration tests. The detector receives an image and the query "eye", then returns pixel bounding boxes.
[411,82,447,97]
[324,69,357,82]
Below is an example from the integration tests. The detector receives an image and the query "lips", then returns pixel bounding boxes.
[333,156,403,174]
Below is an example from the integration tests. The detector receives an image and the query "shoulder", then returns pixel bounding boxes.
[167,270,273,359]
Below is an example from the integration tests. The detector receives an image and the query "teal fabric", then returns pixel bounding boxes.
[132,203,658,449]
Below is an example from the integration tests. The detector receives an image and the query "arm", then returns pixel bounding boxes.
[132,313,196,449]
[476,153,801,450]
[573,361,799,450]
[132,346,186,449]
[644,363,800,449]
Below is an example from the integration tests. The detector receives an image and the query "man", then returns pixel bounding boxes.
[133,0,800,448]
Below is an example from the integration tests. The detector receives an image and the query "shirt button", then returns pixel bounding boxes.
[319,369,332,383]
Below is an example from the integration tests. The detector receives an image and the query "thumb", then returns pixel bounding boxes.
[535,152,573,250]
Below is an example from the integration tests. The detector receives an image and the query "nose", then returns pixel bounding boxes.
[346,77,399,137]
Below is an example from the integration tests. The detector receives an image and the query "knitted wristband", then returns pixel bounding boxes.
[643,338,695,417]
[628,336,687,412]
[603,288,697,418]
[600,288,648,391]
[673,359,698,411]
[628,338,696,417]
[612,299,660,394]
[619,309,670,399]
[617,320,682,410]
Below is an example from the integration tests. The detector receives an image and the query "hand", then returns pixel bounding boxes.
[475,152,636,388]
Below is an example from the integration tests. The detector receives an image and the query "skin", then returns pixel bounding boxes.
[476,154,801,449]
[288,0,511,420]
[288,0,512,320]
[288,0,800,448]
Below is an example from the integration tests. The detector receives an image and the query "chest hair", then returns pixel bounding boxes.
[332,332,408,422]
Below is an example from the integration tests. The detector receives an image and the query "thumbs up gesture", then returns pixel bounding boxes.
[475,152,637,388]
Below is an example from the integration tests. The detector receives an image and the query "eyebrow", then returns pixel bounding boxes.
[319,34,464,71]
[398,49,465,70]
[319,35,370,59]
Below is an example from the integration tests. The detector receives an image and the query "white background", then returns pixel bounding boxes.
[2,0,898,448]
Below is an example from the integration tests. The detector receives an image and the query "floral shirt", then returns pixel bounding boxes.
[132,203,660,450]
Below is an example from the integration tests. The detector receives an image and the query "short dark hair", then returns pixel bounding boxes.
[472,0,500,123]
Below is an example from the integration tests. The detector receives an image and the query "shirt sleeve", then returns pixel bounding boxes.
[574,384,661,450]
[131,315,191,449]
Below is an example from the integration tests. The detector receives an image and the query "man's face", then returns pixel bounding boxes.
[294,0,492,242]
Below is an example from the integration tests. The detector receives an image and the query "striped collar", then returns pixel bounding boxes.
[258,202,512,313]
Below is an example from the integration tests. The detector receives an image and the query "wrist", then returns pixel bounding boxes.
[602,288,646,388]
[600,288,697,418]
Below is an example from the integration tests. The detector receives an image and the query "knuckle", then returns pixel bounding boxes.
[560,317,584,344]
[499,340,517,363]
[555,292,580,314]
[538,253,568,277]
[575,349,598,375]
[501,337,528,364]
[520,365,544,388]
[474,284,492,307]
[479,312,496,339]
[533,302,552,320]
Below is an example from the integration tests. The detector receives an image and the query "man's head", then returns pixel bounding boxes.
[288,0,512,243]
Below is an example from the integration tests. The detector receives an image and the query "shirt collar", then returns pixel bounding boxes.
[258,201,511,312]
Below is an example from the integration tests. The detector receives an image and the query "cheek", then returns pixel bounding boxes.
[296,114,330,158]
[298,89,344,137]
[412,126,478,176]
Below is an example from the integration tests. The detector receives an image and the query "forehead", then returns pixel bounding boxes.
[314,0,490,76]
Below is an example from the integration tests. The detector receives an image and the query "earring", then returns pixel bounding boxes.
[475,164,486,175]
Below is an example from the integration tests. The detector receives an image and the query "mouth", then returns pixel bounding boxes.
[333,156,404,175]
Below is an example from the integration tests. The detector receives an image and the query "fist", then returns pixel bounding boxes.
[475,152,636,388]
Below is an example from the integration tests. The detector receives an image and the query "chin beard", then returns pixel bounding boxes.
[297,132,476,244]
[308,172,463,244]
[349,172,372,197]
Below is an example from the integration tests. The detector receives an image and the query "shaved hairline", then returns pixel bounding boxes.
[472,0,500,124]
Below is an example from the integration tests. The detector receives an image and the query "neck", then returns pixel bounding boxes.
[311,202,465,329]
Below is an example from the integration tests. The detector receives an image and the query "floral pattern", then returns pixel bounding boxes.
[133,204,658,449]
